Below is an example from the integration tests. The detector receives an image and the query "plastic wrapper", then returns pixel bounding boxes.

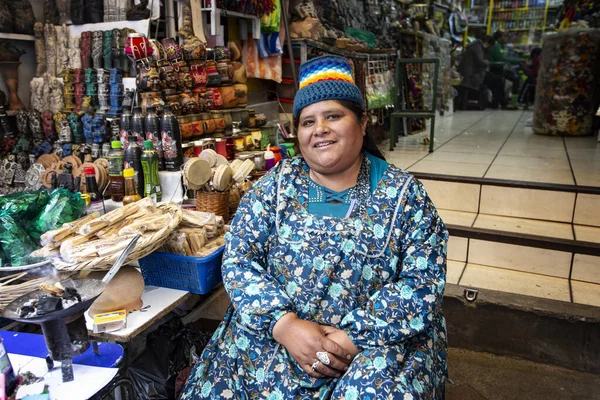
[0,190,51,223]
[25,188,86,242]
[0,214,41,266]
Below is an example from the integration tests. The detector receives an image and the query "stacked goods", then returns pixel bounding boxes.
[32,197,182,271]
[160,209,226,257]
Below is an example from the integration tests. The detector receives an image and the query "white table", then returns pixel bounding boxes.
[10,353,118,400]
[85,285,190,342]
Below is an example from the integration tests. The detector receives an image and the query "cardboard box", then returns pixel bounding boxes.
[93,310,127,333]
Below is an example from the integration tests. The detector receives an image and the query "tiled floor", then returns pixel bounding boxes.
[382,110,600,187]
[380,110,600,308]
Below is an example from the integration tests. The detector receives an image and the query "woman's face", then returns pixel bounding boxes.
[297,100,366,175]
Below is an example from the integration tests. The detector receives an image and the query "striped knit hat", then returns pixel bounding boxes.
[293,55,364,118]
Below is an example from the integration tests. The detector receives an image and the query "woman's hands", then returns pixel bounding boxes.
[273,313,353,378]
[321,326,360,359]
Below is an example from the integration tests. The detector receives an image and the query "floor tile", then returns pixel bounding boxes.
[572,171,600,187]
[459,263,570,302]
[448,236,468,262]
[438,209,477,226]
[574,225,600,243]
[468,239,572,278]
[571,281,600,307]
[479,185,576,223]
[491,155,571,171]
[499,146,569,159]
[437,143,500,155]
[571,254,600,285]
[485,165,575,185]
[447,261,465,284]
[420,180,480,213]
[421,151,496,165]
[473,214,574,239]
[573,194,600,227]
[409,160,489,177]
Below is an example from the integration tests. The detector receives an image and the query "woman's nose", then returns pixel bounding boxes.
[314,119,328,135]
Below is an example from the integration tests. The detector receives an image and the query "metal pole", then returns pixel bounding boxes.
[165,0,177,39]
[281,0,298,93]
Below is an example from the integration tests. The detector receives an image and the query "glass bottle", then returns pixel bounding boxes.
[141,140,162,201]
[84,165,105,214]
[107,140,125,202]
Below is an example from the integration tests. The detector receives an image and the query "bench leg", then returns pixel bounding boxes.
[389,116,396,151]
[429,116,435,153]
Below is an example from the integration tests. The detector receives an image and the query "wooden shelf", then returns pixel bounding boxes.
[0,33,35,41]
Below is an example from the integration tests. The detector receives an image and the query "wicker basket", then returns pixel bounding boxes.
[196,191,229,221]
[52,203,183,272]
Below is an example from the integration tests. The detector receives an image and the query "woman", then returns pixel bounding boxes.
[180,55,448,399]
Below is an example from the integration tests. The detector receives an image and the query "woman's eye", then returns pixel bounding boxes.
[301,120,314,127]
[327,114,340,120]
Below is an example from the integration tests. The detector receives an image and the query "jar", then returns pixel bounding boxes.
[216,61,233,85]
[215,138,227,158]
[189,114,204,138]
[210,111,226,133]
[225,136,235,160]
[223,110,233,130]
[201,138,216,152]
[233,135,245,152]
[206,61,220,86]
[200,112,216,134]
[243,131,254,151]
[282,142,296,157]
[179,91,199,115]
[239,108,250,128]
[219,86,237,108]
[207,87,223,109]
[252,151,266,171]
[193,140,203,157]
[233,83,248,107]
[250,129,262,150]
[190,62,208,88]
[182,141,195,159]
[271,146,282,164]
[248,109,256,128]
[178,116,192,140]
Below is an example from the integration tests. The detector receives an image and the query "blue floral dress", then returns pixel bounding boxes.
[180,156,449,400]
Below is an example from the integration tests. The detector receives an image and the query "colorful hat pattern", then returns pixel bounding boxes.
[293,55,364,117]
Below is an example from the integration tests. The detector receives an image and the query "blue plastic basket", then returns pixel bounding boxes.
[138,246,225,294]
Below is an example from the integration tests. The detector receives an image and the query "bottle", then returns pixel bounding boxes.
[107,140,125,202]
[145,106,165,170]
[264,149,275,170]
[124,134,144,198]
[0,338,18,397]
[161,106,184,171]
[122,168,142,205]
[84,165,105,214]
[141,140,162,202]
[131,106,145,148]
[119,111,132,149]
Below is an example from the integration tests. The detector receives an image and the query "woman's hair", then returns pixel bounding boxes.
[483,35,496,46]
[294,100,386,161]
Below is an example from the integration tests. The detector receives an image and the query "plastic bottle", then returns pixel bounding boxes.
[264,149,275,170]
[0,338,18,397]
[84,165,105,215]
[122,168,142,205]
[161,106,184,171]
[131,106,145,148]
[145,106,165,170]
[141,140,162,201]
[120,111,132,149]
[124,134,144,198]
[107,140,125,202]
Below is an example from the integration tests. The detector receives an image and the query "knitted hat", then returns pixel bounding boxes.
[293,55,364,118]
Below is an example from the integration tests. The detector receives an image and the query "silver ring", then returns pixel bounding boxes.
[316,351,331,366]
[311,361,320,371]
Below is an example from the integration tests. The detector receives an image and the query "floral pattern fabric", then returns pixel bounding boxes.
[180,156,449,399]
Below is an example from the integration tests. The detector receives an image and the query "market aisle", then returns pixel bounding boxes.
[382,110,600,188]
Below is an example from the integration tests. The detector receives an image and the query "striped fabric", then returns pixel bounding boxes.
[299,57,355,89]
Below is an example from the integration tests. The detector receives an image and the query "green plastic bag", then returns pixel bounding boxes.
[26,188,86,242]
[0,190,51,223]
[0,213,40,266]
[345,27,376,48]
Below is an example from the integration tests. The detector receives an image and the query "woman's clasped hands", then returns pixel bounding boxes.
[273,313,360,379]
